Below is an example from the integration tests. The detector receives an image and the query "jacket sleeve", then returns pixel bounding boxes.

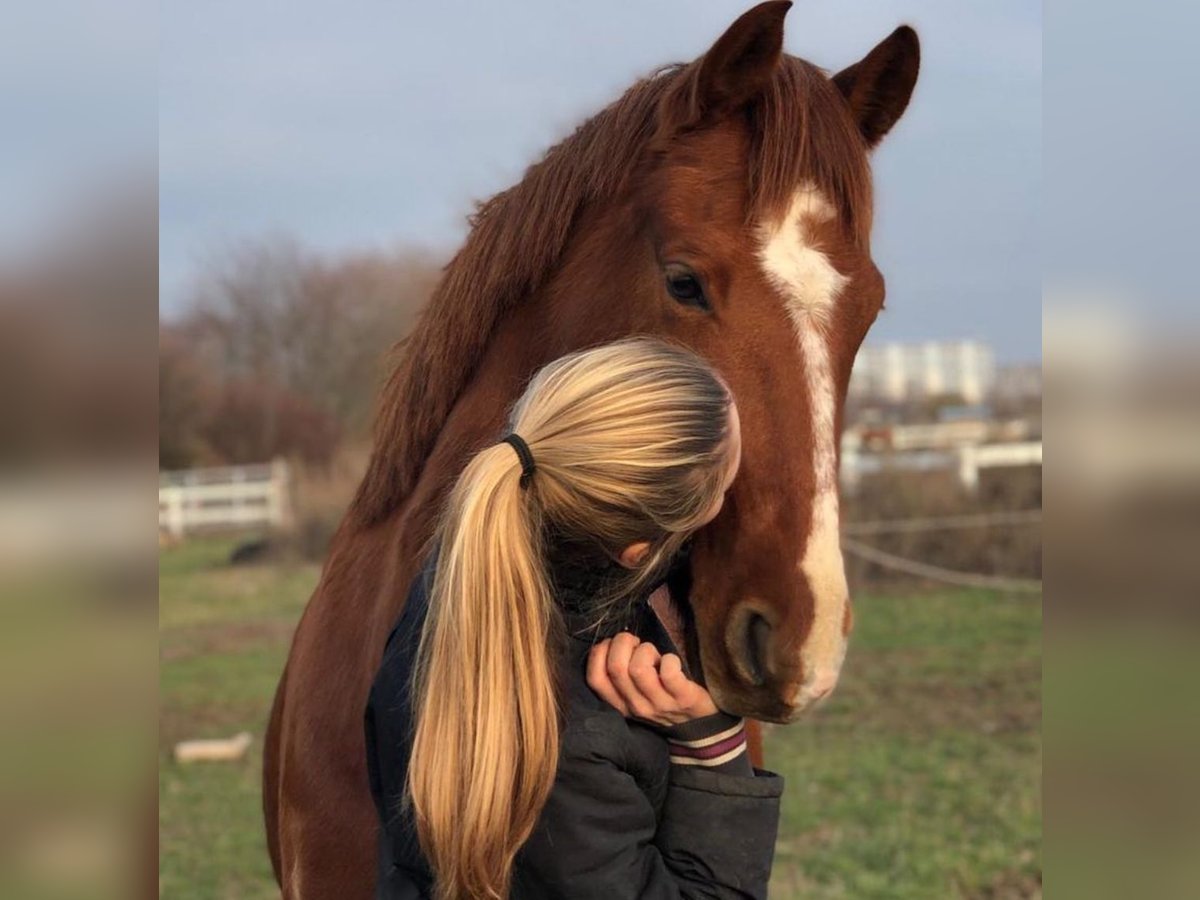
[653,765,782,898]
[516,718,783,900]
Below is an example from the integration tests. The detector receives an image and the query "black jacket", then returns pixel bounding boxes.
[364,552,783,899]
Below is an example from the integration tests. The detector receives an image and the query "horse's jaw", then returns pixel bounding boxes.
[671,552,841,726]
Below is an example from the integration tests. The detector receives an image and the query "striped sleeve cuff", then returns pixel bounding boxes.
[662,712,752,775]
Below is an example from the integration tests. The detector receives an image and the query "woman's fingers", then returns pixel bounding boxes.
[586,639,627,716]
[659,653,720,718]
[658,652,691,701]
[629,640,662,672]
[627,642,675,717]
[604,632,657,718]
[588,635,708,724]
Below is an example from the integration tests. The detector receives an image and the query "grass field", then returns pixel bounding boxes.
[159,538,1041,899]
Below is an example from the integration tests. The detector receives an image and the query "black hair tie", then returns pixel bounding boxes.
[501,433,537,489]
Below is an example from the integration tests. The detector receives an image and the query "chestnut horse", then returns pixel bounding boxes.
[265,3,919,895]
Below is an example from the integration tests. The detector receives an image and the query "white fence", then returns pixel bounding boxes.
[159,459,292,539]
[955,441,1042,491]
[841,441,1042,495]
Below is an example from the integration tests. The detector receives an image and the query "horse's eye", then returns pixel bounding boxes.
[664,265,708,309]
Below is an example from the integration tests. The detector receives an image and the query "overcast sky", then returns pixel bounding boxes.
[156,0,1041,361]
[3,1,1041,362]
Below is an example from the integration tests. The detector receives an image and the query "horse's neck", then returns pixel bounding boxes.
[390,294,560,557]
[318,303,555,656]
[360,196,640,578]
[346,242,637,648]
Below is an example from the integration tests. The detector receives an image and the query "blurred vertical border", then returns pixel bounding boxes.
[8,0,1200,896]
[0,1,157,898]
[1045,1,1200,898]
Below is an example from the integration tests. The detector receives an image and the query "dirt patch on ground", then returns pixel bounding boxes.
[823,648,1041,737]
[159,698,270,751]
[161,619,296,662]
[967,866,1042,899]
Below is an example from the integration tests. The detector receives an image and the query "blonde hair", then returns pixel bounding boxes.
[406,337,733,900]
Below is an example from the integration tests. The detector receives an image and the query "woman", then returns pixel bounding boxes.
[364,338,782,900]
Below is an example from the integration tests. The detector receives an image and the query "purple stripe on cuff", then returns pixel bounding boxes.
[667,730,746,760]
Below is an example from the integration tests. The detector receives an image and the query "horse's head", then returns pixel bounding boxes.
[545,2,920,721]
[356,2,919,724]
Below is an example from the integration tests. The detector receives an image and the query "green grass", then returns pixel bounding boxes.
[766,592,1041,898]
[159,538,318,900]
[159,539,1041,899]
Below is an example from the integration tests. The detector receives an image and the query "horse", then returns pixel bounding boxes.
[264,3,919,895]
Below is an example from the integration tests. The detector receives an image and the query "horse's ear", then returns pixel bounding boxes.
[833,26,920,148]
[690,1,791,120]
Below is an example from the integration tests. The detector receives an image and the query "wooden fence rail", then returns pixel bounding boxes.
[159,459,291,539]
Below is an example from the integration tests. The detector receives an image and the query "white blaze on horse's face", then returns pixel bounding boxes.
[756,184,851,710]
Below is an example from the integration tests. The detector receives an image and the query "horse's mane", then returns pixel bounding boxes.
[350,56,871,526]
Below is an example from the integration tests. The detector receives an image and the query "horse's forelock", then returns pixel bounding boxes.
[749,57,873,241]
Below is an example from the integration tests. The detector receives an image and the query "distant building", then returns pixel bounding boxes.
[849,340,996,405]
[994,363,1042,403]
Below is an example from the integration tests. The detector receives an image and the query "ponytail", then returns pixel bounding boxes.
[406,443,559,900]
[405,336,735,899]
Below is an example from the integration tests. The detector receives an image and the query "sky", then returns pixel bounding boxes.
[0,1,156,256]
[4,1,1043,362]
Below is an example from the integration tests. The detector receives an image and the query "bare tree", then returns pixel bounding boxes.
[160,237,441,468]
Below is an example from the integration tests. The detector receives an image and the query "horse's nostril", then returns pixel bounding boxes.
[744,613,772,687]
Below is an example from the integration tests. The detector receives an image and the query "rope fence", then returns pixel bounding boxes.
[844,509,1041,536]
[841,509,1042,594]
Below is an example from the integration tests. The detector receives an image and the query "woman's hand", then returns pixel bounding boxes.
[587,631,719,727]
